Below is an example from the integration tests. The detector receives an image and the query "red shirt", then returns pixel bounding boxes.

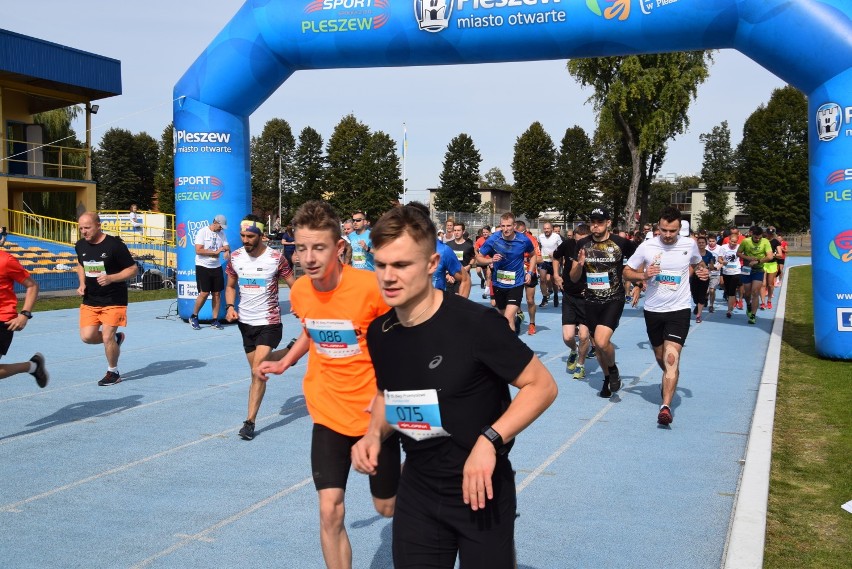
[0,252,30,321]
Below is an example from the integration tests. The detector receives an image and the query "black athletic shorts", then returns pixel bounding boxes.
[561,295,586,326]
[393,442,516,569]
[493,285,524,310]
[195,265,224,293]
[689,274,709,306]
[643,308,691,347]
[0,325,13,357]
[525,272,539,289]
[237,322,282,353]
[722,274,741,298]
[310,423,401,498]
[585,299,625,335]
[537,262,553,275]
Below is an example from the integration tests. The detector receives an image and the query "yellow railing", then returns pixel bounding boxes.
[5,209,77,245]
[4,209,176,247]
[2,138,88,180]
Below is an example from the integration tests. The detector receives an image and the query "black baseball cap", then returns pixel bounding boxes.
[589,207,610,221]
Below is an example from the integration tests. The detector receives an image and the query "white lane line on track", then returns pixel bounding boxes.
[0,403,308,513]
[0,351,307,404]
[0,360,308,444]
[129,477,314,569]
[516,360,657,494]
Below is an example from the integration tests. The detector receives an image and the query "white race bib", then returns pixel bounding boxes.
[305,319,362,358]
[83,260,106,278]
[384,389,450,441]
[496,269,516,286]
[656,270,682,290]
[586,271,610,290]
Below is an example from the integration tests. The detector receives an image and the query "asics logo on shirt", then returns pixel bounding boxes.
[428,355,443,369]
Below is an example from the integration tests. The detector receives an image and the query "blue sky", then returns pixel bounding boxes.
[7,1,787,205]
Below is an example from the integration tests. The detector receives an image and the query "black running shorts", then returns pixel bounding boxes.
[493,285,524,310]
[561,295,587,326]
[392,444,516,569]
[0,325,13,357]
[585,298,625,335]
[195,265,225,293]
[722,274,741,298]
[311,423,401,498]
[237,322,282,353]
[643,307,691,347]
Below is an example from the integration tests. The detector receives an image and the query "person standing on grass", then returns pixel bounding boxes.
[0,249,48,387]
[75,212,138,386]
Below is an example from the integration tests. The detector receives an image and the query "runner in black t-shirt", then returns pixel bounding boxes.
[446,222,475,297]
[352,203,557,569]
[569,207,637,398]
[76,212,138,386]
[553,224,592,380]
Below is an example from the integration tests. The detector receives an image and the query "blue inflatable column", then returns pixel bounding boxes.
[173,96,251,321]
[809,69,852,359]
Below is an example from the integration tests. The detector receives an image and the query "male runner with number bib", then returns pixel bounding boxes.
[624,207,709,425]
[570,207,637,398]
[257,201,400,569]
[224,215,295,440]
[352,203,556,569]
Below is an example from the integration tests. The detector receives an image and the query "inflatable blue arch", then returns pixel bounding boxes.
[174,0,852,359]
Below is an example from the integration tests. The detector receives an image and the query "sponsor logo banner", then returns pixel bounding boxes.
[828,230,852,262]
[174,176,225,202]
[837,308,852,331]
[415,0,568,33]
[816,103,852,142]
[302,0,390,34]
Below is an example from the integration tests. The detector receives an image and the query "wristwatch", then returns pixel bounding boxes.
[480,425,509,456]
[20,310,33,319]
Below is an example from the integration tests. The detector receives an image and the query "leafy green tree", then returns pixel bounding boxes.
[511,122,556,219]
[154,123,175,214]
[291,126,325,212]
[553,125,597,225]
[568,51,713,229]
[30,106,84,217]
[324,114,372,217]
[93,128,158,210]
[592,125,631,225]
[250,118,295,222]
[353,131,403,217]
[480,167,511,190]
[434,133,482,213]
[698,121,734,230]
[735,86,809,232]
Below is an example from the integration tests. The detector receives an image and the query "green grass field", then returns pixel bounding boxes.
[32,288,176,312]
[764,265,852,567]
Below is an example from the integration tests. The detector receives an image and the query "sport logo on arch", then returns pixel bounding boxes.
[816,102,852,142]
[415,0,452,32]
[585,0,631,21]
[828,229,852,262]
[174,176,225,202]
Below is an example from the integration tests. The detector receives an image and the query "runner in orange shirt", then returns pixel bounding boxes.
[257,201,399,569]
[0,250,48,387]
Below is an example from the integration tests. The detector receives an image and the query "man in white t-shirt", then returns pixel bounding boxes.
[190,214,230,331]
[537,222,563,308]
[624,207,708,426]
[224,215,295,440]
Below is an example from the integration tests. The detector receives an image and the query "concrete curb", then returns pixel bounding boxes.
[722,271,793,568]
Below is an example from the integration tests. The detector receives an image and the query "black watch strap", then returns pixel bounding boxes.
[481,426,508,455]
[20,310,33,319]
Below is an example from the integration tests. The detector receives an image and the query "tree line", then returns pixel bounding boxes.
[35,53,810,233]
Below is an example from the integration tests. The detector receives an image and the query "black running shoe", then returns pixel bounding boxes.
[599,378,612,398]
[98,371,121,386]
[115,332,125,347]
[588,346,596,358]
[539,297,549,308]
[553,293,559,308]
[239,420,256,440]
[608,365,622,392]
[30,353,49,388]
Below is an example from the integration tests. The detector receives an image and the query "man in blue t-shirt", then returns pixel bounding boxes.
[433,239,464,292]
[476,212,537,333]
[349,211,374,270]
